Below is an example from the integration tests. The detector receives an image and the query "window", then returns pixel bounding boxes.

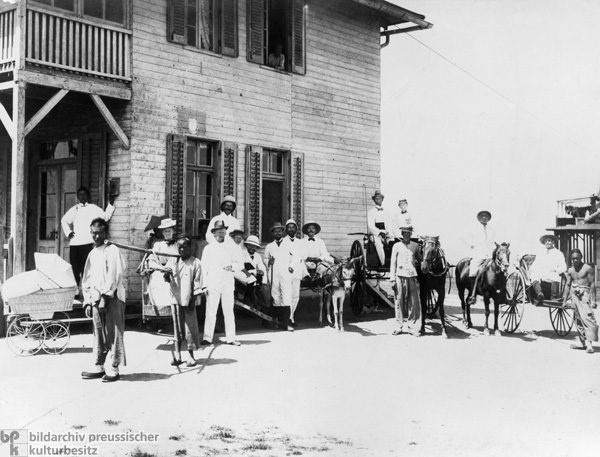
[33,0,127,25]
[261,149,288,242]
[38,140,78,161]
[185,140,216,236]
[168,0,238,57]
[167,135,238,237]
[247,0,305,74]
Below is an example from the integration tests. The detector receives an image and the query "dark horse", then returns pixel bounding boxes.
[419,236,449,338]
[455,243,510,335]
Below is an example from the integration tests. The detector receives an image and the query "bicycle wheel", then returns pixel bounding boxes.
[6,315,46,356]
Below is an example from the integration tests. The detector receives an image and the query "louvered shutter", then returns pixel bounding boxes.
[291,0,306,75]
[245,145,262,237]
[221,0,238,57]
[246,0,265,64]
[166,134,187,230]
[220,141,238,202]
[290,151,304,232]
[80,133,106,207]
[168,0,187,44]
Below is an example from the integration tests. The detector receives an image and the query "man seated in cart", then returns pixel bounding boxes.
[300,220,335,284]
[529,234,567,305]
[564,249,598,354]
[367,190,394,268]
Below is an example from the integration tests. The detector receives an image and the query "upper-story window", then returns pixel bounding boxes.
[247,0,305,75]
[32,0,127,26]
[168,0,238,57]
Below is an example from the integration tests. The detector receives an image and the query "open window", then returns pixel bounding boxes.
[32,0,128,26]
[167,136,237,237]
[247,0,306,74]
[168,0,238,57]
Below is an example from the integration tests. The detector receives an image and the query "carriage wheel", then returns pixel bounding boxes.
[425,287,440,317]
[549,307,574,337]
[350,240,366,315]
[6,315,46,356]
[42,321,71,355]
[501,271,526,333]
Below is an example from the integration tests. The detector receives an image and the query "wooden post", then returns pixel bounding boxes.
[10,81,26,275]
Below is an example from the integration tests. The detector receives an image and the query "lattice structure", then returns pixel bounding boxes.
[222,146,236,198]
[170,137,185,228]
[292,154,303,233]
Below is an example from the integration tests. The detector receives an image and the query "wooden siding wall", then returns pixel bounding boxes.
[130,0,381,299]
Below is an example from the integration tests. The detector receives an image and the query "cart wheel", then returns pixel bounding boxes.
[42,321,70,355]
[350,240,366,315]
[502,271,526,333]
[549,307,574,337]
[6,315,46,356]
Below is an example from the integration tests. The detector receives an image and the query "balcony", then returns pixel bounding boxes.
[0,4,131,82]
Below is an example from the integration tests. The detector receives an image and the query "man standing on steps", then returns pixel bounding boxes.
[206,195,241,244]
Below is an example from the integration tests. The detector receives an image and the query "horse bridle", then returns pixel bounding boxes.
[422,239,448,277]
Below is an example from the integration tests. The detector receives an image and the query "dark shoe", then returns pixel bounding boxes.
[81,371,105,380]
[536,293,545,306]
[102,374,120,383]
[200,340,212,346]
[171,359,183,366]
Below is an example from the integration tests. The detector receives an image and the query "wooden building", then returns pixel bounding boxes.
[0,0,432,302]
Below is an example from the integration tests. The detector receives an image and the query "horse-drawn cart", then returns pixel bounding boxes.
[348,232,449,335]
[502,254,585,343]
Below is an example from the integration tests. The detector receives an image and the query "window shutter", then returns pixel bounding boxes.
[166,134,187,230]
[221,0,238,57]
[168,0,187,44]
[246,0,264,64]
[291,0,306,75]
[220,141,238,202]
[290,151,304,233]
[245,145,263,237]
[80,133,106,207]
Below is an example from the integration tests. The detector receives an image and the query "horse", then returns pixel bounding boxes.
[455,242,511,335]
[317,257,360,332]
[419,236,449,338]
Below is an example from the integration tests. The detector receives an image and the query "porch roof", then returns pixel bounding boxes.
[549,224,600,232]
[350,0,432,29]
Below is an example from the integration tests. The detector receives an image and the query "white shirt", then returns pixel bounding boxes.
[245,251,268,284]
[205,212,242,244]
[389,241,420,278]
[468,223,497,260]
[367,206,391,237]
[529,247,567,283]
[264,238,299,278]
[61,203,115,246]
[392,210,415,238]
[169,256,202,306]
[300,236,333,263]
[81,243,126,304]
[201,240,239,291]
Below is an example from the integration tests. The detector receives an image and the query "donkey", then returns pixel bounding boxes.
[455,243,511,336]
[318,257,360,332]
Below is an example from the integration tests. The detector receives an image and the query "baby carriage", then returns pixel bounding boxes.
[3,253,77,356]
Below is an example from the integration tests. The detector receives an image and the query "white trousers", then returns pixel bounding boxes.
[203,287,236,343]
[290,278,301,320]
[373,235,385,266]
[271,272,292,307]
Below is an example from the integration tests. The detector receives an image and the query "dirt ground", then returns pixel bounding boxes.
[2,291,600,457]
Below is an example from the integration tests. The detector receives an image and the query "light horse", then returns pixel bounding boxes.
[419,236,449,338]
[316,257,360,332]
[455,243,511,336]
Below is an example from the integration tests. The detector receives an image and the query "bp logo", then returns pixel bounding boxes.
[0,430,28,457]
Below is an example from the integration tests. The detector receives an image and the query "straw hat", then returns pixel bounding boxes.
[269,222,285,233]
[211,220,228,233]
[371,190,384,202]
[540,234,558,245]
[229,229,245,238]
[157,218,177,230]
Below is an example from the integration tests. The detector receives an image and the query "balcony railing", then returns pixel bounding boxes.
[0,4,131,81]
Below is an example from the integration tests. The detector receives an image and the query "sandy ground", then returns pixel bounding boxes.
[2,292,600,457]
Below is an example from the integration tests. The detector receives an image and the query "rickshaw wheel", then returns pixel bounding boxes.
[42,321,71,355]
[6,315,46,356]
[350,240,366,316]
[549,307,574,337]
[501,271,526,333]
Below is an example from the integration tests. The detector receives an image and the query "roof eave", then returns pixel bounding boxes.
[350,0,433,29]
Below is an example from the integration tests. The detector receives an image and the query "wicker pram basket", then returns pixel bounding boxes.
[7,286,77,320]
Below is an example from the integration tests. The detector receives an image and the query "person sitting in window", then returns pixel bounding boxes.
[268,43,285,70]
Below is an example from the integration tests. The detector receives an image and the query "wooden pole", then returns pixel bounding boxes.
[0,225,5,338]
[11,81,26,275]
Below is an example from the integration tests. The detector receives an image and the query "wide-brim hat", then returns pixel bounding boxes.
[540,234,558,245]
[244,235,261,248]
[371,190,384,202]
[220,195,237,211]
[144,215,169,232]
[269,222,285,233]
[477,210,492,221]
[285,219,298,228]
[398,198,408,204]
[399,226,413,232]
[302,220,321,235]
[211,220,228,233]
[157,218,177,230]
[229,229,245,238]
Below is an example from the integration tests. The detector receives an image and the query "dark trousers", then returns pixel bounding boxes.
[70,243,94,284]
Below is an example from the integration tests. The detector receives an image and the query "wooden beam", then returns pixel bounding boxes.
[90,94,129,149]
[24,88,69,137]
[0,100,14,141]
[19,69,132,100]
[0,81,16,93]
[11,81,26,274]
